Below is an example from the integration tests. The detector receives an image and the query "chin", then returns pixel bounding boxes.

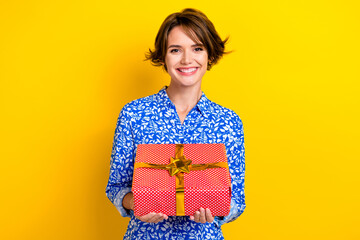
[169,75,204,88]
[173,78,202,88]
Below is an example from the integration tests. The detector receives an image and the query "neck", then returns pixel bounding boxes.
[166,82,202,113]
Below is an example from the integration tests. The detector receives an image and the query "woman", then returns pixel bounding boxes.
[106,8,245,239]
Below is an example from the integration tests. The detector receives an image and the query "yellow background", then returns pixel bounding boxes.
[1,0,359,239]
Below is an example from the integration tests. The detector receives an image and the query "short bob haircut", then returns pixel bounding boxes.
[145,8,230,71]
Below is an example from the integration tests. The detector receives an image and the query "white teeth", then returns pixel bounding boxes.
[178,67,197,73]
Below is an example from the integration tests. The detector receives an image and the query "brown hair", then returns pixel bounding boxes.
[145,8,230,71]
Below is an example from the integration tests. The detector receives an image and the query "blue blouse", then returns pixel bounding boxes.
[105,86,245,240]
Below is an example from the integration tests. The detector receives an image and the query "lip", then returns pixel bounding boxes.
[176,67,199,76]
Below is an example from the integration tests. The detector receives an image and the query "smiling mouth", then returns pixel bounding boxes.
[176,67,199,76]
[176,67,198,73]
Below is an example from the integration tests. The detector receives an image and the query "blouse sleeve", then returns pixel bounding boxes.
[105,106,135,218]
[213,113,246,227]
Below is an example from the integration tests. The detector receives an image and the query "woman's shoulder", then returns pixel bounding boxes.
[206,99,243,123]
[120,92,159,113]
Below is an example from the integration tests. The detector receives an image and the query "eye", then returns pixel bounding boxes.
[170,48,180,53]
[194,47,204,52]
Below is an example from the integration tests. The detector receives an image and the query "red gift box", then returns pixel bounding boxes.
[132,143,231,216]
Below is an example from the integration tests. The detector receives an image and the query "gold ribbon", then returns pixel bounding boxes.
[134,144,228,216]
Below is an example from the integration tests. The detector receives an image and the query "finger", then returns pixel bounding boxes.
[137,213,169,223]
[194,211,200,222]
[149,213,165,223]
[137,212,156,222]
[199,208,206,223]
[148,213,165,223]
[189,215,194,221]
[205,208,214,223]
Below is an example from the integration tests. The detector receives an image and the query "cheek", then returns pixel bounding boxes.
[200,57,208,66]
[164,56,175,67]
[165,57,183,70]
[196,53,208,64]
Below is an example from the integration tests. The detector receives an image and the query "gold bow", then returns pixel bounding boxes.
[134,144,228,215]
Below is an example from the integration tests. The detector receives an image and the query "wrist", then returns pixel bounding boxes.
[122,192,134,210]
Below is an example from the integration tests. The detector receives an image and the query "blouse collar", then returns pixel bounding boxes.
[157,86,211,118]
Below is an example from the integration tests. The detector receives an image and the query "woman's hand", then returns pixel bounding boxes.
[189,208,214,223]
[136,212,168,223]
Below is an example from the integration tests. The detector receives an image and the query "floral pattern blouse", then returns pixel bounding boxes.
[105,86,245,239]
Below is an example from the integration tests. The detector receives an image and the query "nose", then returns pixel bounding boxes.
[180,49,193,65]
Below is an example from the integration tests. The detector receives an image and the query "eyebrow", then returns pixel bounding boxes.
[168,43,204,49]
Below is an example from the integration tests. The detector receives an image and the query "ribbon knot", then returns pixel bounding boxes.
[166,155,192,176]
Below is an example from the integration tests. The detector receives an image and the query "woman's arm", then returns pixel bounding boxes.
[105,107,135,217]
[106,106,168,222]
[213,113,246,227]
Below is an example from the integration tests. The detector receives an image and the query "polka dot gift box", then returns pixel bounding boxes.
[132,143,231,216]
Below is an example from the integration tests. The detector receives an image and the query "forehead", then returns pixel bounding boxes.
[167,25,202,46]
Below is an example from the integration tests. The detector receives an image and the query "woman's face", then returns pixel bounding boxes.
[164,26,208,88]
